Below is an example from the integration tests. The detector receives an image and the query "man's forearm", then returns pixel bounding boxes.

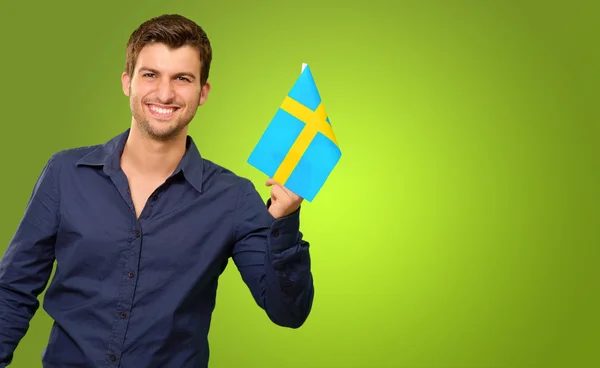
[233,181,315,329]
[0,284,40,366]
[0,231,56,366]
[260,210,315,328]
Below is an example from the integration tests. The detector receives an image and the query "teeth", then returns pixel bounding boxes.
[149,105,175,115]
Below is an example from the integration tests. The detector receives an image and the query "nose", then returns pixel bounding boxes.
[156,77,175,104]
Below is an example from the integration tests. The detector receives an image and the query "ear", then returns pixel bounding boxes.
[121,72,131,97]
[199,81,211,106]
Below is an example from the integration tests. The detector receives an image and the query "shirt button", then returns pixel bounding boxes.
[135,231,140,237]
[272,230,279,238]
[128,271,135,278]
[120,312,127,319]
[109,354,116,361]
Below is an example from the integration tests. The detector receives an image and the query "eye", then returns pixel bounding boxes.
[177,77,191,82]
[143,73,156,78]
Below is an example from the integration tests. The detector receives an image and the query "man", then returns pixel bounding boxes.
[0,14,314,368]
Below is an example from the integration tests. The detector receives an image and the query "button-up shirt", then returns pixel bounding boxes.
[0,129,314,368]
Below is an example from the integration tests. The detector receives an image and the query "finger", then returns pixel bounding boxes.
[265,178,281,187]
[267,179,297,199]
[269,183,284,196]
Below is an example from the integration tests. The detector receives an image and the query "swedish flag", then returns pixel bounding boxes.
[247,63,341,202]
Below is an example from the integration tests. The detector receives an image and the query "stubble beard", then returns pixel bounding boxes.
[129,89,199,142]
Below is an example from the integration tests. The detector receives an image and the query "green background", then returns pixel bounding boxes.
[0,0,598,367]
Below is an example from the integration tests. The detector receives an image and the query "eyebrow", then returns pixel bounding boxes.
[138,67,197,80]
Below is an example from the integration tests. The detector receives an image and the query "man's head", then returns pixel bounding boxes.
[121,14,212,141]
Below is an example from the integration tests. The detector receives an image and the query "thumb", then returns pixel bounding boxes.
[265,178,281,187]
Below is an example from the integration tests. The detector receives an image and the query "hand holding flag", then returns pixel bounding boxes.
[248,63,341,209]
[264,178,303,219]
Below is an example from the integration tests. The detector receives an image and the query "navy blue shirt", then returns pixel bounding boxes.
[0,129,314,368]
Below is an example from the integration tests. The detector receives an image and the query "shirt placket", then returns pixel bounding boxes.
[104,176,145,367]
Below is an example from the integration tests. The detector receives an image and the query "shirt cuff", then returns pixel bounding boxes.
[266,198,302,252]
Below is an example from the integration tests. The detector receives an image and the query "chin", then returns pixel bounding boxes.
[136,120,179,140]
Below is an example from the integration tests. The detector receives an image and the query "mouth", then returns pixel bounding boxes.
[146,103,180,120]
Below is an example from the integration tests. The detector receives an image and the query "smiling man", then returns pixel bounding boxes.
[0,14,315,368]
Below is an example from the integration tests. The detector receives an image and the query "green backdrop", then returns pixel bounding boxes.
[0,0,598,367]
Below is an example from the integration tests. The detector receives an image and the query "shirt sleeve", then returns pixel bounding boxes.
[0,155,61,367]
[230,179,314,329]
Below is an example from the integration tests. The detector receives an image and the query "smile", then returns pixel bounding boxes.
[146,104,179,119]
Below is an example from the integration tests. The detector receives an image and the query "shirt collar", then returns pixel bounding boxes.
[76,128,204,193]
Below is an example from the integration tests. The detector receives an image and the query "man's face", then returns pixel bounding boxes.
[121,43,211,141]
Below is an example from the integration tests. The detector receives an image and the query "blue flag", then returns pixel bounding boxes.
[247,63,341,202]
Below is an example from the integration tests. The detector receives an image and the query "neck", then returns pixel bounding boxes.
[121,123,188,178]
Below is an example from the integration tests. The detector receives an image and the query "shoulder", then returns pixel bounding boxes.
[199,158,270,210]
[200,159,273,229]
[47,144,103,168]
[199,158,270,218]
[36,145,101,179]
[27,145,102,198]
[200,158,257,195]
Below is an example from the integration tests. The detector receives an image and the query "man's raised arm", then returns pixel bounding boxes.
[230,179,314,329]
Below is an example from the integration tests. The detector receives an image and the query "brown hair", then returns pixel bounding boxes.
[125,14,212,85]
